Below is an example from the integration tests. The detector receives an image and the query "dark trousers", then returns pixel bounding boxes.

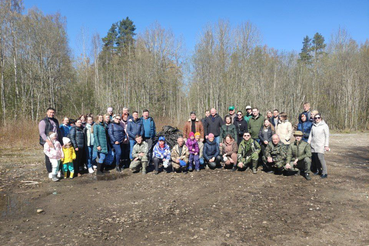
[45,154,52,173]
[73,148,85,174]
[113,143,124,167]
[144,137,154,163]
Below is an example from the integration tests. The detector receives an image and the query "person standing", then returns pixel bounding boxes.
[127,111,144,160]
[84,116,97,173]
[39,107,63,178]
[259,119,274,158]
[297,113,313,142]
[308,114,330,178]
[219,115,238,143]
[69,119,86,177]
[204,108,224,144]
[93,115,109,175]
[299,102,311,124]
[226,106,237,123]
[270,109,280,127]
[248,108,264,143]
[107,107,114,122]
[141,109,156,165]
[108,115,127,172]
[233,111,248,145]
[59,117,71,138]
[183,112,204,140]
[244,106,253,123]
[120,112,130,167]
[201,110,210,130]
[276,112,293,146]
[186,132,200,171]
[43,133,63,182]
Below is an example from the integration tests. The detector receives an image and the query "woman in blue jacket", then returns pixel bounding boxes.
[108,115,126,172]
[297,114,313,142]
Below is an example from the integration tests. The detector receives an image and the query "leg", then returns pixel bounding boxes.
[311,153,319,174]
[188,154,194,170]
[129,159,141,172]
[86,146,93,169]
[199,157,204,167]
[129,140,136,160]
[317,153,327,175]
[45,154,52,173]
[153,157,160,173]
[145,138,153,164]
[97,152,106,174]
[303,157,312,174]
[215,155,222,167]
[215,136,220,144]
[194,155,200,170]
[113,144,122,169]
[172,162,181,172]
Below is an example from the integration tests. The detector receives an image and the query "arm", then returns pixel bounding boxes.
[203,144,210,160]
[93,125,100,147]
[238,144,245,163]
[307,127,313,144]
[286,145,292,163]
[258,128,264,142]
[69,127,77,148]
[108,124,116,144]
[219,126,224,143]
[324,124,330,148]
[297,143,312,161]
[140,124,144,137]
[286,122,293,141]
[183,122,189,139]
[199,122,204,139]
[39,120,48,142]
[233,126,238,143]
[72,148,76,160]
[152,119,156,138]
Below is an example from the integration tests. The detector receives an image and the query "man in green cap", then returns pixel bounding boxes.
[263,134,287,174]
[284,131,312,180]
[235,132,261,174]
[225,106,236,124]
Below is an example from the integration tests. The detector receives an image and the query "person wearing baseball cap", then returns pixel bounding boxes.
[152,136,171,174]
[225,106,236,124]
[244,105,252,123]
[284,131,312,180]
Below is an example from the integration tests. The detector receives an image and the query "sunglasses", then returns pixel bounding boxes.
[243,134,250,137]
[314,117,321,119]
[237,114,242,116]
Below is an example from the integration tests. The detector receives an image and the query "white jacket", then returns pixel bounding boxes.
[308,120,329,154]
[276,120,292,145]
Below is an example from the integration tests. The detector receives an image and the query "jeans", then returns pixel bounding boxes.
[129,139,136,160]
[86,145,97,168]
[215,136,220,144]
[113,143,123,166]
[199,157,204,166]
[97,152,106,164]
[188,153,200,170]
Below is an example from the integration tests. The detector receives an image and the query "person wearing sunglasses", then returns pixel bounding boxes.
[233,111,248,145]
[308,114,330,178]
[235,132,261,173]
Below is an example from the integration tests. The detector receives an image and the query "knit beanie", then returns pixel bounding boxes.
[189,132,195,137]
[63,137,71,145]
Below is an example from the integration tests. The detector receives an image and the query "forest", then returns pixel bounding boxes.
[0,0,368,130]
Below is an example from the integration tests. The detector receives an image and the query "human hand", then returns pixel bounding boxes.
[75,148,79,151]
[47,139,53,148]
[115,141,119,145]
[293,159,298,165]
[264,141,268,145]
[267,157,273,163]
[324,146,330,152]
[97,146,101,151]
[139,153,144,156]
[285,163,291,169]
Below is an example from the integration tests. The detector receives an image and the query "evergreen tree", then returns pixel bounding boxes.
[102,23,118,50]
[312,32,326,61]
[299,35,312,63]
[116,17,136,48]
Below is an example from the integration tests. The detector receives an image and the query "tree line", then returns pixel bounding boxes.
[0,0,368,130]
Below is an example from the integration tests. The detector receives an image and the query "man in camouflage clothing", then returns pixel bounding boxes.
[235,132,261,174]
[284,131,312,180]
[130,135,149,174]
[263,134,287,174]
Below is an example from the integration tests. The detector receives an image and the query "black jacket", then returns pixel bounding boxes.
[204,114,224,137]
[233,117,248,136]
[70,126,86,149]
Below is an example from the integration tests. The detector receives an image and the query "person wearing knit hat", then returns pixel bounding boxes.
[186,132,200,171]
[44,132,64,181]
[194,132,204,168]
[284,130,312,180]
[203,133,222,169]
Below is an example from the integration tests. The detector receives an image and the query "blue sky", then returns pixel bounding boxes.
[24,0,369,58]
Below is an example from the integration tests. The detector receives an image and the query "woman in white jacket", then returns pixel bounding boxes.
[275,112,293,145]
[308,114,329,178]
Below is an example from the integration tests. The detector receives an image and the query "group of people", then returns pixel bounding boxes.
[39,102,330,182]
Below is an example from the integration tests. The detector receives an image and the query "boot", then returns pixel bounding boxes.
[115,164,121,172]
[64,172,68,179]
[304,173,311,180]
[252,160,257,174]
[232,166,237,172]
[70,172,74,179]
[96,162,104,175]
[142,162,147,175]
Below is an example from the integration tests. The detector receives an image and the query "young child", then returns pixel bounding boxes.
[44,132,64,182]
[194,132,204,168]
[186,132,200,171]
[61,137,76,178]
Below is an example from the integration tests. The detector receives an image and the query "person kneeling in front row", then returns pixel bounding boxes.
[235,132,261,174]
[203,133,222,169]
[284,131,312,180]
[130,135,148,175]
[152,136,171,174]
[263,134,287,174]
[171,137,190,173]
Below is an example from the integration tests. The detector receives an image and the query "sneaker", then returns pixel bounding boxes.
[154,170,159,175]
[267,171,274,174]
[52,175,59,182]
[115,166,121,172]
[252,168,257,174]
[320,174,328,179]
[304,173,312,180]
[57,171,62,178]
[64,173,68,179]
[196,169,200,172]
[93,165,97,169]
[188,167,193,172]
[88,168,94,174]
[232,166,237,172]
[48,173,53,179]
[313,171,320,175]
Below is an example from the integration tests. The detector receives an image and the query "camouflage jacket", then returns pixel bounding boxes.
[264,141,287,163]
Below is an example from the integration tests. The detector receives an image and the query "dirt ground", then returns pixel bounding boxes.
[0,133,368,246]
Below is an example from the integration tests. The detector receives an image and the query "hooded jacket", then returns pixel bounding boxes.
[276,120,293,145]
[220,124,238,143]
[258,125,274,143]
[308,120,329,154]
[44,140,64,160]
[297,120,313,142]
[221,139,238,156]
[203,139,220,160]
[233,117,248,136]
[141,116,156,139]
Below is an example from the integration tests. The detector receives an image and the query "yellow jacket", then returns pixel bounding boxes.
[62,147,76,164]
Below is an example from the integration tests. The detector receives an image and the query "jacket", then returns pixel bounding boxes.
[132,141,149,160]
[203,139,220,160]
[61,146,76,164]
[276,120,293,145]
[39,117,62,146]
[204,114,224,137]
[93,122,108,154]
[69,126,86,149]
[244,113,252,123]
[171,144,189,163]
[127,118,144,139]
[270,116,280,127]
[183,118,204,139]
[286,140,312,163]
[59,124,71,138]
[44,140,64,160]
[197,140,204,158]
[297,121,313,142]
[248,114,264,139]
[84,123,95,147]
[264,141,287,164]
[220,124,238,143]
[299,111,311,124]
[258,126,274,143]
[108,122,126,145]
[141,117,156,139]
[238,138,261,163]
[153,142,171,159]
[221,140,238,156]
[186,138,199,154]
[233,117,248,136]
[308,120,329,154]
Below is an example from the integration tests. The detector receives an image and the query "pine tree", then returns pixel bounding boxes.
[312,32,326,61]
[299,35,312,63]
[116,17,136,49]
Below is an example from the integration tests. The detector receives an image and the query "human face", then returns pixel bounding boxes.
[225,136,231,144]
[267,111,272,118]
[98,116,103,123]
[190,135,195,140]
[159,140,164,146]
[229,109,235,115]
[104,116,110,123]
[87,117,93,125]
[80,115,86,122]
[304,104,310,112]
[295,135,302,142]
[190,114,196,120]
[142,111,149,119]
[205,111,210,117]
[195,135,200,141]
[63,117,69,125]
[210,108,216,116]
[123,109,129,115]
[225,117,231,124]
[136,136,142,144]
[301,114,307,122]
[133,112,138,120]
[252,109,259,117]
[208,135,214,142]
[76,120,82,127]
[272,135,279,145]
[243,133,251,140]
[264,120,270,127]
[177,137,184,146]
[51,134,57,141]
[273,111,279,117]
[108,110,113,116]
[237,112,243,119]
[246,109,251,114]
[314,115,321,123]
[47,109,55,118]
[114,116,121,123]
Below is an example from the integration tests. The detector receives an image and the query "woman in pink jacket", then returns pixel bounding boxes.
[44,132,64,182]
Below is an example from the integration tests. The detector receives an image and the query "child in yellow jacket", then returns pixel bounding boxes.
[62,137,76,178]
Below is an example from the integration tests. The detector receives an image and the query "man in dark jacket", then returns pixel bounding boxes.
[204,108,224,144]
[270,109,280,127]
[233,111,248,145]
[203,133,222,169]
[39,107,63,178]
[201,110,210,131]
[141,109,156,165]
[127,111,144,160]
[298,102,311,123]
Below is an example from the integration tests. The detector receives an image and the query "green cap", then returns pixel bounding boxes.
[229,106,235,111]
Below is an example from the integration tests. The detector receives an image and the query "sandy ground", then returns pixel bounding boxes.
[0,133,368,246]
